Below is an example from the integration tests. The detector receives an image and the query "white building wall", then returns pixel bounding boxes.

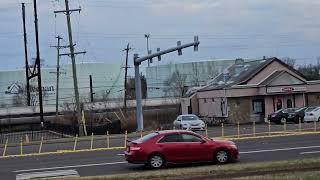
[0,63,124,107]
[146,59,235,98]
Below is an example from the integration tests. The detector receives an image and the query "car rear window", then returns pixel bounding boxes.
[138,132,159,143]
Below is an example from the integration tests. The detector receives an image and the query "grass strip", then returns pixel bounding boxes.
[69,157,320,180]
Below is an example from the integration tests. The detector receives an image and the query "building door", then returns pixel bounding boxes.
[287,99,293,108]
[276,99,282,110]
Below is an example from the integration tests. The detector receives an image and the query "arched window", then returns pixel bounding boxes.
[287,99,293,108]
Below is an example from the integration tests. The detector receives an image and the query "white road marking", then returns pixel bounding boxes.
[300,151,320,155]
[240,145,320,154]
[14,161,127,173]
[117,153,125,156]
[16,169,79,180]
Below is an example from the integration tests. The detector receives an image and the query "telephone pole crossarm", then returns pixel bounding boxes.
[134,37,200,65]
[59,51,86,57]
[54,8,81,14]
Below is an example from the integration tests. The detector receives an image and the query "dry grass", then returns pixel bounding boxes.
[67,157,320,180]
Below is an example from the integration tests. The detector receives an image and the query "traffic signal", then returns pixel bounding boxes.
[157,48,161,61]
[194,36,199,51]
[177,41,182,56]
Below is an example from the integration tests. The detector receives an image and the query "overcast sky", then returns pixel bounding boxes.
[1,0,320,71]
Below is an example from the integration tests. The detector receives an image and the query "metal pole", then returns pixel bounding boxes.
[237,121,240,138]
[55,36,62,121]
[124,130,127,147]
[134,58,143,131]
[268,120,271,136]
[145,34,150,67]
[123,43,130,113]
[64,0,83,136]
[33,0,44,127]
[299,117,302,132]
[89,75,93,102]
[221,123,224,137]
[106,131,110,148]
[73,134,78,151]
[22,3,31,106]
[2,138,8,157]
[38,136,43,154]
[90,133,94,150]
[253,121,256,137]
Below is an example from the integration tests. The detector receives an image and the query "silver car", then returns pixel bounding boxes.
[173,114,206,130]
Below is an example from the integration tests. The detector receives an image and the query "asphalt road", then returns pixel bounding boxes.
[1,122,318,157]
[1,134,320,180]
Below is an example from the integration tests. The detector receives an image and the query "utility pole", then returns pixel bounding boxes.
[50,36,68,121]
[134,36,200,131]
[89,75,94,102]
[54,0,86,136]
[22,3,31,106]
[144,34,151,67]
[33,0,44,127]
[123,43,132,113]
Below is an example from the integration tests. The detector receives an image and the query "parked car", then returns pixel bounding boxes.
[125,130,239,168]
[304,107,320,122]
[268,108,298,124]
[286,107,308,123]
[173,114,206,130]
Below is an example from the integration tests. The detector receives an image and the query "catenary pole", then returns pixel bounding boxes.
[33,0,44,127]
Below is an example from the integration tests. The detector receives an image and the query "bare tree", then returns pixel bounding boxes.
[164,71,188,97]
[191,62,200,86]
[281,57,296,68]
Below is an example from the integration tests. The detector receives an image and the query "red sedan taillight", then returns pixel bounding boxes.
[130,146,141,151]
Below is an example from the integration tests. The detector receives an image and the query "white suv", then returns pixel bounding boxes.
[173,114,206,131]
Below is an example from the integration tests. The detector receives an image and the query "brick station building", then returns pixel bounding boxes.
[181,57,320,123]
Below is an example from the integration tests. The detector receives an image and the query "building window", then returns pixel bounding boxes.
[252,100,263,113]
[204,99,207,103]
[212,98,215,102]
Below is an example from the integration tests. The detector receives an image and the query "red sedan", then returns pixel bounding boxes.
[125,130,239,168]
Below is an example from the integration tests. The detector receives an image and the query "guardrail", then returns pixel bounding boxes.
[0,120,319,159]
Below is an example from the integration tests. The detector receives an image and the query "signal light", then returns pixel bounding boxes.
[177,41,182,56]
[157,48,161,61]
[194,36,199,51]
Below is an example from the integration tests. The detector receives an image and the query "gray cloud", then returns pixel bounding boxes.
[0,0,320,71]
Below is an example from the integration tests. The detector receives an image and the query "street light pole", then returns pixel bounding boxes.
[134,36,200,131]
